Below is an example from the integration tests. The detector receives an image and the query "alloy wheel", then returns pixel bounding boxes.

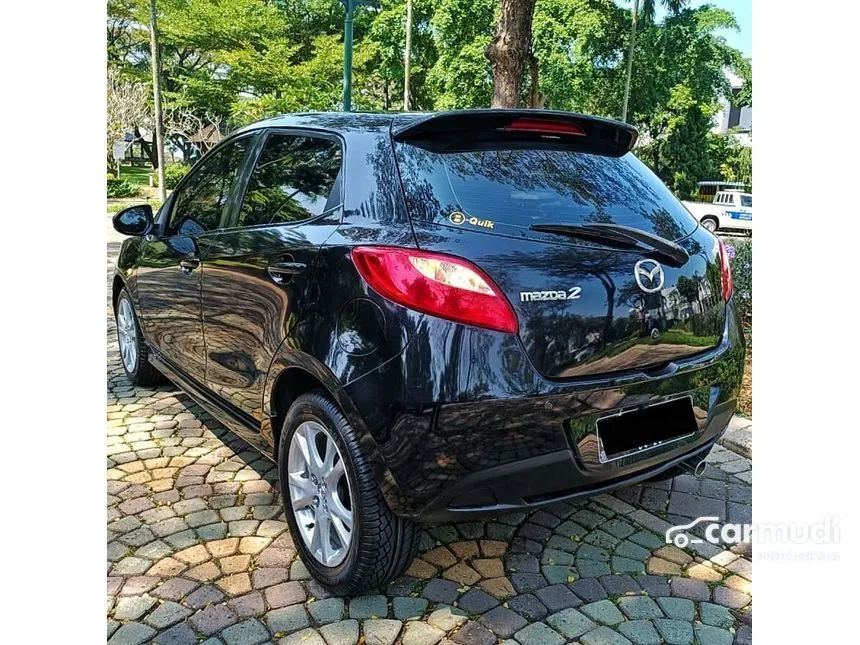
[117,298,138,373]
[287,420,354,567]
[702,219,717,232]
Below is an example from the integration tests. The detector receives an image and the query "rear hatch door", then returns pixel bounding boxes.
[392,111,726,379]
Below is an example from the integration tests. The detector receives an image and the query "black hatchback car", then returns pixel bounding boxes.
[112,110,745,594]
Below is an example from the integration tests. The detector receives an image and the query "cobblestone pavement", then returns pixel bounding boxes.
[107,242,752,645]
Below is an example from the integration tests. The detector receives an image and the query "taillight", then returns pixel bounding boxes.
[718,239,734,302]
[502,117,585,137]
[351,247,519,334]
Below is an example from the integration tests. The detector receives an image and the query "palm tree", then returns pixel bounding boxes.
[621,0,687,123]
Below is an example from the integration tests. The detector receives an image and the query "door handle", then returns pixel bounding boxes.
[267,261,306,284]
[179,257,200,274]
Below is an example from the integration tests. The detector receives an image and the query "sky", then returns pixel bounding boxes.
[652,0,752,57]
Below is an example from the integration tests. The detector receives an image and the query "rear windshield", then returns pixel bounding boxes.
[394,144,699,242]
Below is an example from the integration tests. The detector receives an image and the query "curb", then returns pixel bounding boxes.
[718,415,752,459]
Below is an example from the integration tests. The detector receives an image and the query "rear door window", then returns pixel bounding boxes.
[237,133,342,228]
[740,195,752,207]
[394,145,699,242]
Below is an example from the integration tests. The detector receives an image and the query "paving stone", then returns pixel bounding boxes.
[136,540,173,561]
[452,621,495,645]
[618,619,662,645]
[542,564,576,585]
[428,606,468,631]
[712,585,750,609]
[567,578,607,603]
[634,575,670,597]
[185,584,226,609]
[545,608,596,640]
[108,622,157,645]
[320,619,360,645]
[424,547,458,568]
[267,605,310,635]
[189,604,238,635]
[422,578,460,604]
[580,599,624,626]
[599,574,639,597]
[655,597,694,621]
[457,588,498,614]
[443,562,481,586]
[685,563,723,583]
[393,597,429,620]
[364,619,403,645]
[401,620,445,645]
[265,581,306,609]
[252,567,290,589]
[145,601,193,629]
[217,572,253,596]
[229,591,266,618]
[617,596,663,620]
[119,576,161,596]
[349,595,388,620]
[113,557,152,575]
[698,602,734,629]
[308,598,345,624]
[693,623,734,645]
[646,557,682,576]
[576,559,612,578]
[152,578,200,602]
[479,606,528,638]
[113,595,158,621]
[653,618,694,644]
[579,626,633,645]
[535,584,581,612]
[279,628,326,645]
[513,621,565,645]
[507,594,548,621]
[670,577,710,602]
[510,572,548,594]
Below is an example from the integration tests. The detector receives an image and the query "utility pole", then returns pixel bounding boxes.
[148,0,166,200]
[403,0,413,110]
[342,0,355,112]
[621,0,639,123]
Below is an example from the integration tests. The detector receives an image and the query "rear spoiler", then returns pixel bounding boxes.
[391,109,638,157]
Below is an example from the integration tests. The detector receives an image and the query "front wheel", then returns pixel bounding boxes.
[115,288,163,386]
[278,391,417,595]
[700,217,718,233]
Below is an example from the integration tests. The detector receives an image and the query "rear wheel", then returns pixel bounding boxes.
[115,288,163,386]
[278,391,417,594]
[700,217,718,233]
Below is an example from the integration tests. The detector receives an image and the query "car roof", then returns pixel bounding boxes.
[232,111,409,136]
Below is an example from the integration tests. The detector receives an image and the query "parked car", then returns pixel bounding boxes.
[683,190,753,234]
[112,110,746,594]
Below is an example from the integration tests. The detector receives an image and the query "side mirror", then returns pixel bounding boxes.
[113,204,154,237]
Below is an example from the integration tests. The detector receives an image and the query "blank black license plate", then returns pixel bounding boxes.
[597,397,697,460]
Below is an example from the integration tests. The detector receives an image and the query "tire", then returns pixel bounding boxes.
[115,287,163,386]
[278,391,417,595]
[700,217,718,233]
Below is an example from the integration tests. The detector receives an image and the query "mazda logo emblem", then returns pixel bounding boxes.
[634,259,665,294]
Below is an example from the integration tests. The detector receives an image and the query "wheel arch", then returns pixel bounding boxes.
[112,274,126,312]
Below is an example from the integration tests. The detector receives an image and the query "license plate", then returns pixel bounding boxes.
[596,396,697,462]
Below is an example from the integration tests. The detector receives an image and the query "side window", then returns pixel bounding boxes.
[237,134,342,228]
[168,137,252,236]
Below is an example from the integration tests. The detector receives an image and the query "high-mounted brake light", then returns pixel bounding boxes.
[717,239,734,302]
[352,247,519,334]
[502,118,586,136]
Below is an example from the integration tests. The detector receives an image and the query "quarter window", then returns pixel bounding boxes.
[168,137,252,236]
[237,134,342,228]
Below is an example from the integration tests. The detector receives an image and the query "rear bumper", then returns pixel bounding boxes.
[343,298,745,521]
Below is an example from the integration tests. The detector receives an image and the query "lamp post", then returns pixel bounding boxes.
[342,0,355,112]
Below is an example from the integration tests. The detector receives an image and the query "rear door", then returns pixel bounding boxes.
[201,130,344,421]
[393,112,726,379]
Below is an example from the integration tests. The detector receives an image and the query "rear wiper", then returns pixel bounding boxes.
[529,223,689,267]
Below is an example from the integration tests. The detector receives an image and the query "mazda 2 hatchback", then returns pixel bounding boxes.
[112,110,745,594]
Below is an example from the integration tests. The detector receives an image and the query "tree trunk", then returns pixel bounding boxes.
[486,0,537,108]
[527,53,544,109]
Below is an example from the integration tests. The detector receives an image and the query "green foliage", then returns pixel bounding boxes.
[726,238,752,324]
[709,134,752,189]
[107,0,750,192]
[162,162,190,189]
[107,174,140,198]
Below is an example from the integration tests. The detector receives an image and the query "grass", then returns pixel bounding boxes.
[117,164,155,186]
[738,333,752,417]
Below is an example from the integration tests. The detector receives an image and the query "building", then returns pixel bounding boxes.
[713,68,752,146]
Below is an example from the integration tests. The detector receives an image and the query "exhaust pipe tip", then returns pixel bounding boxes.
[694,459,707,478]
